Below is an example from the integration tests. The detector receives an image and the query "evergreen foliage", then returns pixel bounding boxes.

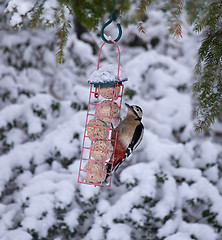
[165,0,184,38]
[30,1,45,28]
[188,0,222,131]
[56,8,72,64]
[1,1,222,239]
[134,0,153,22]
[58,0,130,30]
[4,0,222,129]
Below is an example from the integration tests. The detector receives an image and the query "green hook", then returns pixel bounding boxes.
[101,13,122,44]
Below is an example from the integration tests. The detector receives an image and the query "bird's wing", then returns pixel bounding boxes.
[125,123,144,158]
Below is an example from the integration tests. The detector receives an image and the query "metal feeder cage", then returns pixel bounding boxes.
[78,41,128,187]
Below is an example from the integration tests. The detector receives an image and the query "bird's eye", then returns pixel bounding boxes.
[135,106,142,113]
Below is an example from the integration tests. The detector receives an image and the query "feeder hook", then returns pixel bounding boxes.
[101,12,122,44]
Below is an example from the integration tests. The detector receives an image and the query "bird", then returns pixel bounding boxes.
[106,103,144,175]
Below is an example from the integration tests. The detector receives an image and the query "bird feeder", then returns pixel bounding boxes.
[78,40,128,187]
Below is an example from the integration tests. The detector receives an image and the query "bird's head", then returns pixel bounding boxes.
[125,103,143,120]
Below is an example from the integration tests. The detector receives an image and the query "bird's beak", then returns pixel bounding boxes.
[125,103,133,111]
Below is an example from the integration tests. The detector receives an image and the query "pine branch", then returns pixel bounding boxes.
[193,50,222,131]
[56,8,72,64]
[30,0,46,28]
[65,0,114,30]
[137,21,146,34]
[192,1,222,131]
[194,96,222,131]
[65,3,73,15]
[185,0,204,25]
[173,24,182,39]
[138,0,152,13]
[135,0,152,20]
[193,1,221,33]
[168,0,184,38]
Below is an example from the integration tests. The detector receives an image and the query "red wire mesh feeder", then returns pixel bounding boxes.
[78,41,128,187]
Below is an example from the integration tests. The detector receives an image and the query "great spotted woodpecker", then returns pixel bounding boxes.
[107,103,144,175]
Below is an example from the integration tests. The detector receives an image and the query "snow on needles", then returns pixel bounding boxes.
[6,0,59,26]
[1,2,222,240]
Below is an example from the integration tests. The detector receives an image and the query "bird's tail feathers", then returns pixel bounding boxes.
[105,153,126,180]
[113,157,126,172]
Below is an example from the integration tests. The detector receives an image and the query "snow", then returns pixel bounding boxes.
[1,229,32,240]
[158,211,182,238]
[79,183,100,200]
[179,221,217,240]
[6,0,59,27]
[42,0,59,24]
[65,208,81,229]
[1,1,222,240]
[106,224,131,240]
[97,199,110,215]
[195,140,220,167]
[6,0,34,15]
[88,64,128,84]
[165,232,192,240]
[6,0,34,26]
[154,176,177,219]
[9,13,22,26]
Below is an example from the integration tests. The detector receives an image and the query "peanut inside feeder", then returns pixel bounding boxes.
[86,118,109,140]
[100,86,121,99]
[83,161,107,184]
[96,100,119,123]
[91,140,113,161]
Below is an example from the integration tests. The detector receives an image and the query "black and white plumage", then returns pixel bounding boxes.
[108,103,144,173]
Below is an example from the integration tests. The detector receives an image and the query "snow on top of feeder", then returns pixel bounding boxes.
[88,64,128,84]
